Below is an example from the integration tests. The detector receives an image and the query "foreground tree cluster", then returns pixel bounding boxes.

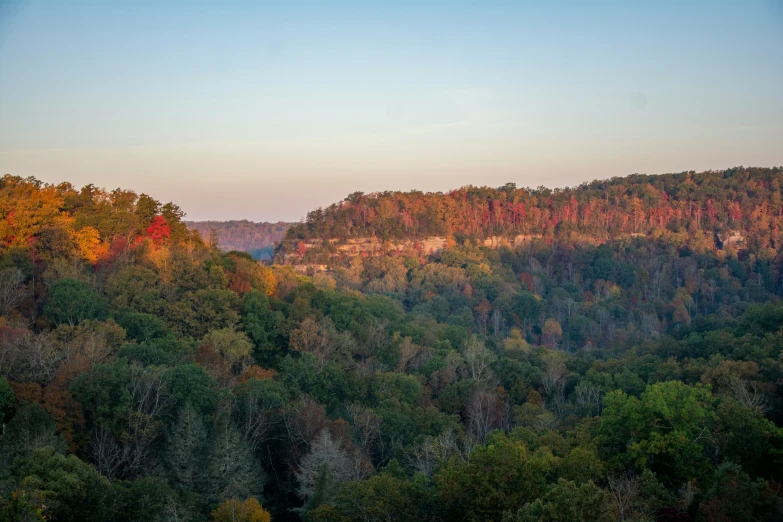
[0,170,782,521]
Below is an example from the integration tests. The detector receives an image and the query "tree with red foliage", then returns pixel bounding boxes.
[145,215,171,245]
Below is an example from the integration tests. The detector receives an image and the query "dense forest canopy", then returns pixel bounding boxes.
[278,167,783,259]
[0,169,782,521]
[187,221,293,261]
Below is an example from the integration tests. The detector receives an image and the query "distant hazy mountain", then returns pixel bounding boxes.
[187,220,293,260]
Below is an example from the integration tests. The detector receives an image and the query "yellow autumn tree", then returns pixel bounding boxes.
[146,244,173,283]
[74,226,102,263]
[503,328,530,352]
[211,497,271,522]
[256,264,277,297]
[0,175,71,246]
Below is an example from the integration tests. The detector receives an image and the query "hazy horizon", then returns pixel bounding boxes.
[2,1,782,222]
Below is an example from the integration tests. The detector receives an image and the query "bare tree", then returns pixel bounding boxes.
[92,364,169,479]
[731,379,769,414]
[607,472,636,521]
[465,389,505,443]
[640,313,660,337]
[25,333,66,385]
[463,337,496,381]
[540,351,567,407]
[0,267,25,316]
[347,403,381,454]
[574,381,603,417]
[396,337,424,373]
[550,295,566,324]
[410,428,474,477]
[359,318,389,360]
[128,364,169,420]
[491,309,504,337]
[70,327,119,368]
[0,328,64,385]
[289,317,333,370]
[158,502,195,522]
[563,297,581,319]
[284,398,330,451]
[236,384,283,454]
[355,358,377,379]
[606,471,664,521]
[91,427,133,480]
[409,440,440,477]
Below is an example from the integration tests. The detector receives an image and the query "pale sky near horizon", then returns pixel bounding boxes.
[1,1,782,222]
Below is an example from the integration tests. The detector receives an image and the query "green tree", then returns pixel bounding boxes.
[109,477,184,522]
[167,288,240,338]
[504,479,605,522]
[70,359,132,435]
[699,463,778,522]
[11,446,112,522]
[134,194,160,227]
[165,364,218,422]
[715,397,783,479]
[511,291,543,332]
[600,381,717,485]
[115,310,168,342]
[43,279,109,326]
[435,432,555,521]
[242,291,284,366]
[310,474,419,522]
[0,404,67,466]
[0,491,46,522]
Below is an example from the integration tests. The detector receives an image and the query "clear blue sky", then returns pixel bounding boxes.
[1,1,782,221]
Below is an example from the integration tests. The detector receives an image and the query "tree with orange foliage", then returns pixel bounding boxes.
[211,497,271,522]
[227,253,277,297]
[239,365,276,383]
[474,299,492,334]
[0,175,70,247]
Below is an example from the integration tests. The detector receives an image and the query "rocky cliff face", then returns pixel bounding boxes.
[280,234,549,270]
[281,230,749,272]
[284,234,552,260]
[283,237,448,268]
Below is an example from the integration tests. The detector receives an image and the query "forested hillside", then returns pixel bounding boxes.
[187,221,292,260]
[1,170,782,522]
[277,166,783,263]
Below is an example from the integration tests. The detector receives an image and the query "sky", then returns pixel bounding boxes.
[1,1,782,222]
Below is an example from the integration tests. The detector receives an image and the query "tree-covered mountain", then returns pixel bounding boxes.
[187,220,293,260]
[277,167,783,261]
[1,170,782,522]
